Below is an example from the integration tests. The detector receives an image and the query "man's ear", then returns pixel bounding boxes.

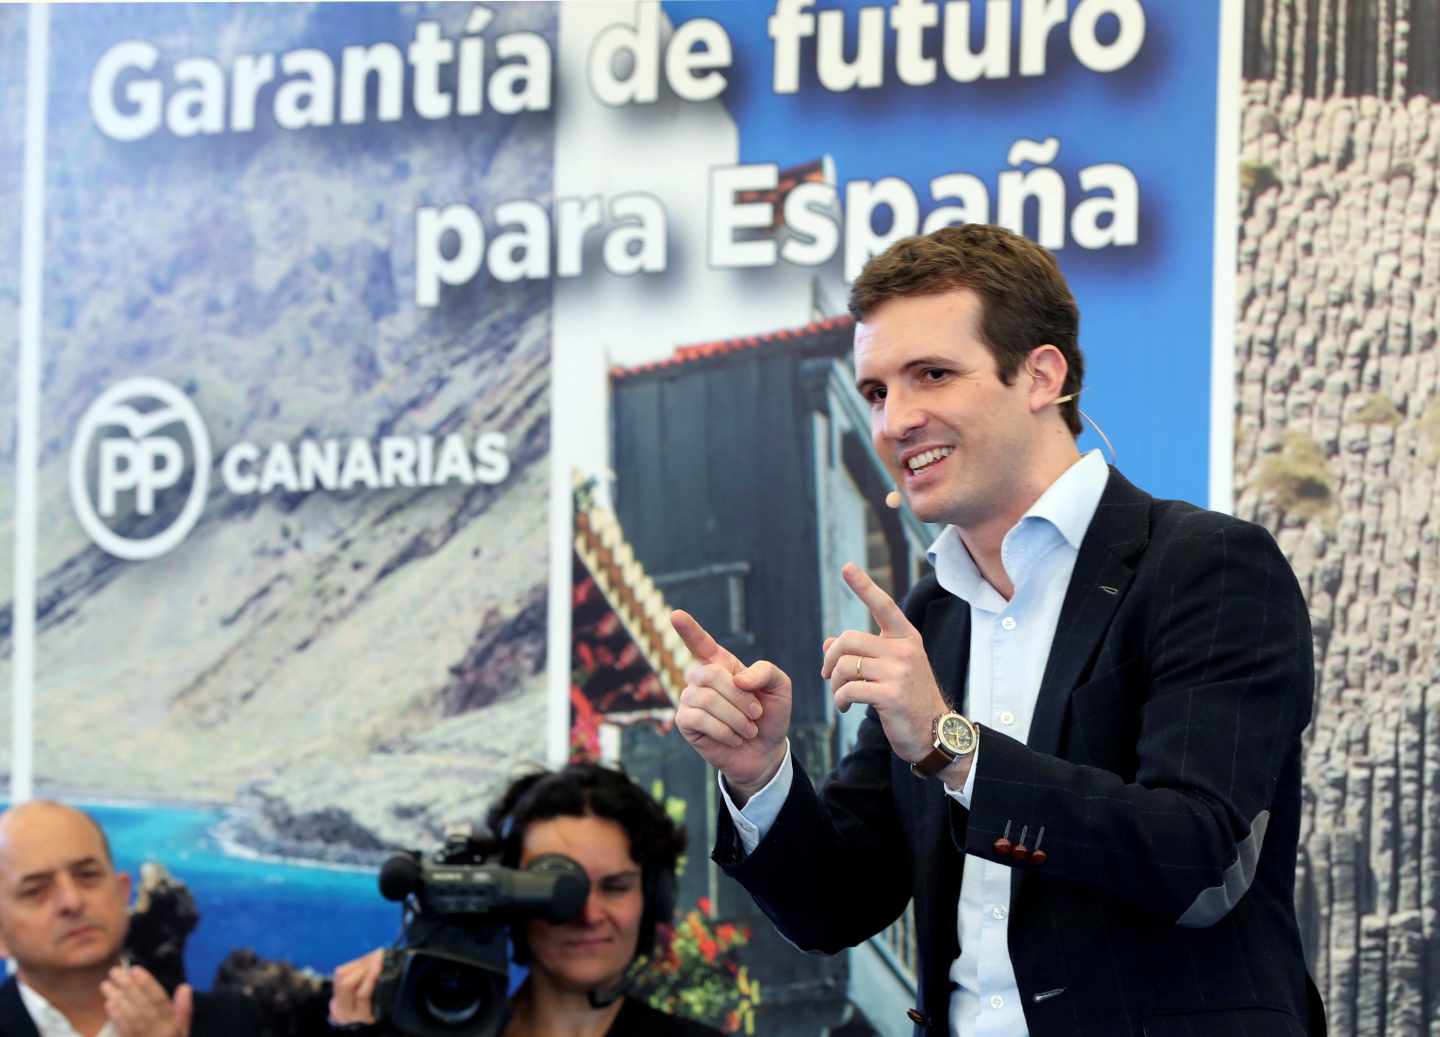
[117,870,132,904]
[1025,344,1069,411]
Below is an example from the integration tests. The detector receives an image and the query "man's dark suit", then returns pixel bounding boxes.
[714,469,1325,1036]
[0,975,259,1037]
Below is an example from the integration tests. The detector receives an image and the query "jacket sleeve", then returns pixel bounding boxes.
[961,516,1313,927]
[713,703,916,954]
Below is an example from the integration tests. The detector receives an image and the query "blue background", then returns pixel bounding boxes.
[667,0,1222,505]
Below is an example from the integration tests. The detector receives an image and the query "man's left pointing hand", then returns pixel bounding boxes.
[821,563,972,787]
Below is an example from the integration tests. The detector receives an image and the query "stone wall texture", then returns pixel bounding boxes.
[1244,0,1440,101]
[1239,5,1440,1033]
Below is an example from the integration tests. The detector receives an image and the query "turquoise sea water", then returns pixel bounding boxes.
[68,804,401,989]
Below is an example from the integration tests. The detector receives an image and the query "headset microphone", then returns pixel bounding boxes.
[882,392,1105,512]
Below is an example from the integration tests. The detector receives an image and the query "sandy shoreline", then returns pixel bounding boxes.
[11,784,384,875]
[210,815,382,875]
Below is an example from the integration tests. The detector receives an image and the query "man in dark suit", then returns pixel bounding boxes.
[671,224,1323,1036]
[0,801,255,1037]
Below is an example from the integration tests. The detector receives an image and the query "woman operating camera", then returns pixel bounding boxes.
[329,763,724,1037]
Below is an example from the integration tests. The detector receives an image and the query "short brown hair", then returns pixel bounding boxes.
[848,224,1084,435]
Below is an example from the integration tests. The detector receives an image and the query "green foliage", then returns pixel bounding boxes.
[1240,160,1280,197]
[1256,432,1335,520]
[635,898,761,1034]
[573,473,601,513]
[1353,393,1401,426]
[650,779,690,878]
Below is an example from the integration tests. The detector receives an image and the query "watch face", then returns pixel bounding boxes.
[938,714,976,755]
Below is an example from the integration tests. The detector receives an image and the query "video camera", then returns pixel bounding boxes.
[372,826,589,1037]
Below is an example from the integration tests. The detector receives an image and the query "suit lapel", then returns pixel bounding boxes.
[916,592,970,1011]
[0,978,41,1037]
[1025,469,1151,758]
[923,594,970,712]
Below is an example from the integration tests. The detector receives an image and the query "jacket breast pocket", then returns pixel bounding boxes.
[1065,657,1144,770]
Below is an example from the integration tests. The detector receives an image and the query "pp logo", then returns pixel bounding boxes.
[68,377,211,560]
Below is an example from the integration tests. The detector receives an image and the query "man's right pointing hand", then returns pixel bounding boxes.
[671,610,793,800]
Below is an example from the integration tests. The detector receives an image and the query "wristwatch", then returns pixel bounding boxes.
[910,711,978,778]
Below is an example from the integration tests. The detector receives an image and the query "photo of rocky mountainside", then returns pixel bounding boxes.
[0,3,556,862]
[1239,2,1440,1033]
[0,9,27,591]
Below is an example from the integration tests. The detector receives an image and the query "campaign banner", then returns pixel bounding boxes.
[1,3,1233,1033]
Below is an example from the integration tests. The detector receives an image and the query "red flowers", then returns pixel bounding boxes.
[631,898,760,1033]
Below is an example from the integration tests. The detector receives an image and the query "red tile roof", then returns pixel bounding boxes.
[611,314,855,380]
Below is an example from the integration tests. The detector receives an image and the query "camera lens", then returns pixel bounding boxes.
[415,958,483,1027]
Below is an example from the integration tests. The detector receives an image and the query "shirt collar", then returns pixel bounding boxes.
[18,980,76,1037]
[926,450,1110,602]
[926,524,990,608]
[1023,448,1110,550]
[18,977,119,1037]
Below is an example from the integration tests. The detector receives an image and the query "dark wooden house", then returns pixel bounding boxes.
[607,316,937,1036]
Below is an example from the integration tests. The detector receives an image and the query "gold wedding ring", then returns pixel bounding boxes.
[855,656,863,681]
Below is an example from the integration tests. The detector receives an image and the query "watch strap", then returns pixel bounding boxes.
[910,744,956,778]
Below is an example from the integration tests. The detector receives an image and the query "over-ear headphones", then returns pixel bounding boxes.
[637,865,677,958]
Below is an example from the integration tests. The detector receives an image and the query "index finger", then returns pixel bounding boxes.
[336,948,383,980]
[670,610,740,673]
[354,953,383,1019]
[841,563,912,637]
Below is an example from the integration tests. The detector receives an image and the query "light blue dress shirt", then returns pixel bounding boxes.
[719,450,1109,1037]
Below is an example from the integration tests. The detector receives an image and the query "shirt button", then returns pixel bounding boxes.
[999,710,1016,726]
[1001,616,1017,631]
[990,995,1005,1009]
[992,906,1007,920]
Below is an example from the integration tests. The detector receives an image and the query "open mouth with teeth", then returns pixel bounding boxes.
[906,447,954,474]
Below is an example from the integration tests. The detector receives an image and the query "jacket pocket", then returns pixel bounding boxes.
[1066,657,1145,769]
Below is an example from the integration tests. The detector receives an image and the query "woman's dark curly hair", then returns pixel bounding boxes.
[483,762,686,877]
[481,763,687,961]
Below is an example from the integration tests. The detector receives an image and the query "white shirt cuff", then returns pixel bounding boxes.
[943,743,980,809]
[716,740,793,856]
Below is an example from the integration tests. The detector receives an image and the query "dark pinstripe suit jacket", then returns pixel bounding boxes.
[714,469,1325,1036]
